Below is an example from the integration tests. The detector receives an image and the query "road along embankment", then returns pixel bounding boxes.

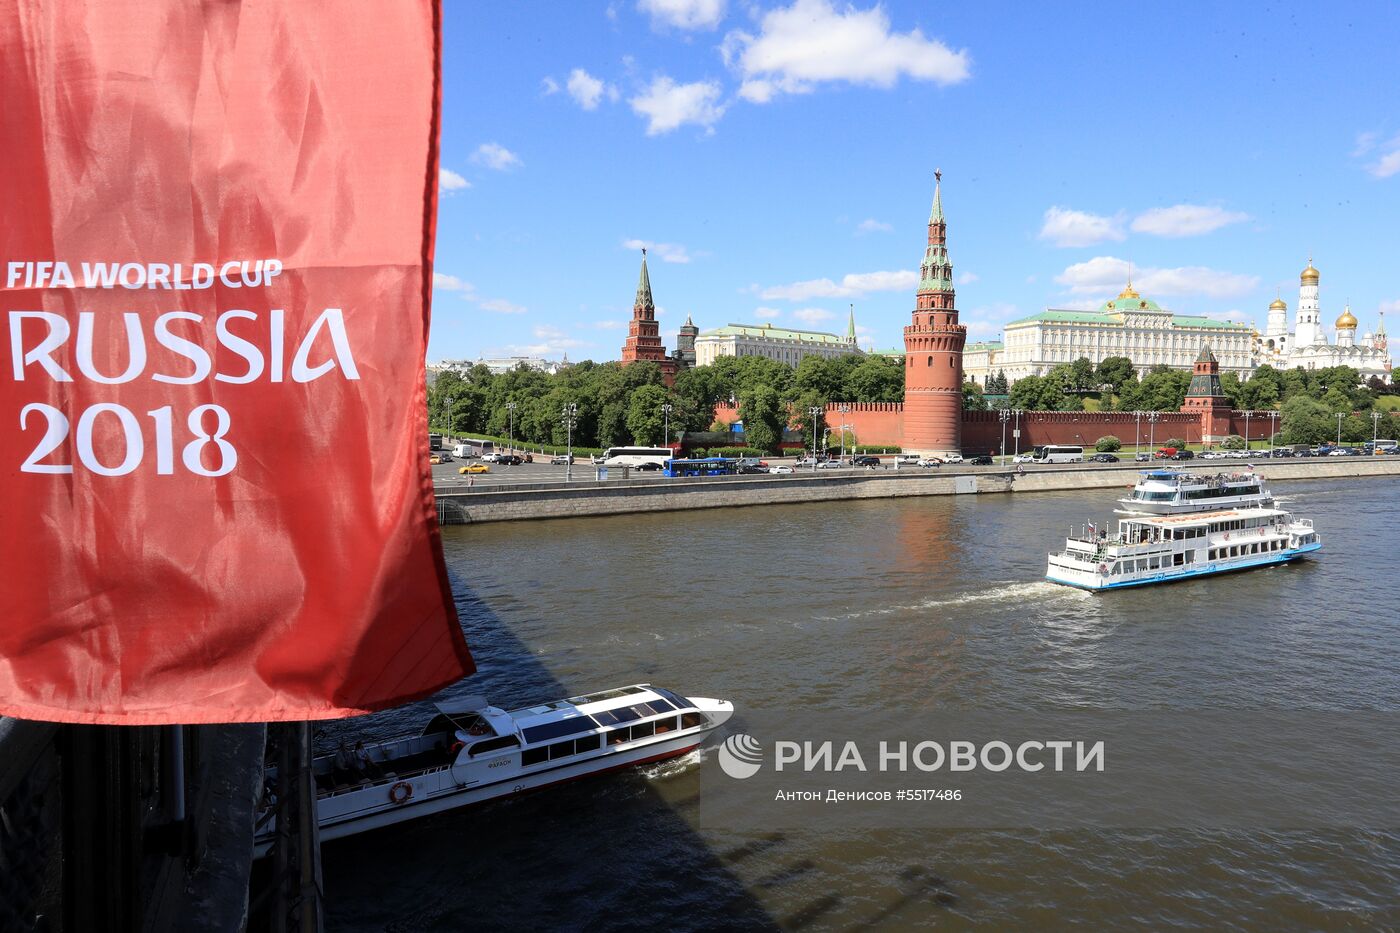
[434,457,1400,525]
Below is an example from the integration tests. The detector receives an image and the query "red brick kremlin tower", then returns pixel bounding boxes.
[1182,344,1234,443]
[620,249,677,384]
[901,171,967,456]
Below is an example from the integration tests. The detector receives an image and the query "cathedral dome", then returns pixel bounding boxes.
[1335,306,1358,329]
[1269,297,1287,311]
[1300,260,1320,284]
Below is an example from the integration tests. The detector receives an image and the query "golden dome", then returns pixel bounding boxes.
[1269,297,1287,311]
[1335,306,1358,329]
[1300,259,1320,284]
[1117,282,1140,300]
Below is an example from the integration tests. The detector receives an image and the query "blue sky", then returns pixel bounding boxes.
[430,0,1400,364]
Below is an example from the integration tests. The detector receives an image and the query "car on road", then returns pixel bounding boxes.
[498,454,525,466]
[1014,453,1036,463]
[429,454,444,464]
[1134,452,1151,462]
[461,463,490,474]
[852,455,882,467]
[895,454,920,464]
[1169,450,1194,461]
[916,457,943,467]
[943,454,964,463]
[634,461,663,471]
[738,464,770,474]
[481,452,503,463]
[768,465,794,474]
[967,454,994,465]
[1089,453,1119,463]
[549,454,574,465]
[817,459,846,469]
[793,457,819,468]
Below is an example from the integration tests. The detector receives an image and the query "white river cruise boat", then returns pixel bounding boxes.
[1046,469,1320,591]
[254,684,732,855]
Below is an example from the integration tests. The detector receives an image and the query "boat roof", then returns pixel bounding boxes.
[1124,507,1283,527]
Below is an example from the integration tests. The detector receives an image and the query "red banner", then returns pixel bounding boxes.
[0,1,474,723]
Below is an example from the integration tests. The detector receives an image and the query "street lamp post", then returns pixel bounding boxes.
[506,401,517,454]
[999,408,1010,463]
[442,395,455,437]
[839,405,851,462]
[1134,409,1142,455]
[1372,410,1383,451]
[1336,412,1344,448]
[1012,409,1024,460]
[661,403,673,449]
[1147,411,1160,456]
[561,403,578,481]
[808,406,822,472]
[1243,409,1251,451]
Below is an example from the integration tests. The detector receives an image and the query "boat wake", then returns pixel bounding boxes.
[639,747,705,781]
[820,581,1088,621]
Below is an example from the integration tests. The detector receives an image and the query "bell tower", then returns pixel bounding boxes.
[901,170,967,456]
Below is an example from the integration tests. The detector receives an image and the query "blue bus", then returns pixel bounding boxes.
[663,458,738,478]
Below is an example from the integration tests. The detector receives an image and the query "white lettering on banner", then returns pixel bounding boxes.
[6,257,351,479]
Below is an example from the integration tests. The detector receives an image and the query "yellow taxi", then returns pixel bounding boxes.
[429,454,443,464]
[460,463,491,474]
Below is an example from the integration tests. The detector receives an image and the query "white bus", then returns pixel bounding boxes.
[1031,444,1084,464]
[452,438,495,459]
[601,446,673,470]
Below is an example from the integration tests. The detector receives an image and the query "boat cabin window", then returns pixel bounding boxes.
[521,734,602,767]
[469,736,520,757]
[631,721,655,740]
[654,716,677,735]
[522,717,595,744]
[650,688,694,710]
[681,712,708,729]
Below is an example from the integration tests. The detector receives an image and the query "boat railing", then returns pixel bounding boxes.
[1290,518,1314,529]
[317,762,453,800]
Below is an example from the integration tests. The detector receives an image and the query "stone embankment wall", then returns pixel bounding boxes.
[436,457,1400,525]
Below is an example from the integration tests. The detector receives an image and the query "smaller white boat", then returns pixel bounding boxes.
[255,684,732,855]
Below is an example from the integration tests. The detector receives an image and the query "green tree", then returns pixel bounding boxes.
[1221,434,1246,450]
[1095,435,1121,452]
[1009,374,1067,411]
[842,355,905,402]
[737,384,784,453]
[790,390,828,451]
[1094,356,1136,392]
[962,382,989,410]
[625,385,671,445]
[1068,356,1097,392]
[1279,396,1331,445]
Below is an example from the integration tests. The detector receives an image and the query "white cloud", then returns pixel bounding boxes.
[622,238,694,263]
[541,76,561,95]
[433,272,473,293]
[471,143,523,171]
[791,307,834,323]
[567,68,616,110]
[1054,256,1259,299]
[1365,134,1400,178]
[1379,299,1400,315]
[754,306,783,319]
[759,269,916,301]
[1210,309,1254,325]
[722,0,970,104]
[957,271,978,285]
[1038,206,1124,247]
[478,297,527,315]
[1131,204,1249,238]
[961,302,1017,339]
[439,168,470,192]
[638,0,726,30]
[855,218,893,235]
[589,320,625,330]
[629,76,726,135]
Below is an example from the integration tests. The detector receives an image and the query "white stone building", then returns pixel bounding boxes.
[1257,259,1390,381]
[965,283,1254,385]
[694,311,862,366]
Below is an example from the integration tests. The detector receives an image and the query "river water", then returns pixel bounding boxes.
[321,477,1400,930]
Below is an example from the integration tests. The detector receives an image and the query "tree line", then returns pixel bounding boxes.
[426,353,906,453]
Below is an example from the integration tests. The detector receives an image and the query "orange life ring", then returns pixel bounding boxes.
[389,781,413,805]
[449,740,466,756]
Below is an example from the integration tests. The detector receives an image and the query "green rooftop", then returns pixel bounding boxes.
[1006,308,1250,330]
[964,340,1004,351]
[699,323,855,344]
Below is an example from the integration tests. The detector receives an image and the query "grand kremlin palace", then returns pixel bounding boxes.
[962,284,1253,386]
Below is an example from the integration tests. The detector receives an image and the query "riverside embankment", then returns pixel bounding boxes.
[434,456,1400,525]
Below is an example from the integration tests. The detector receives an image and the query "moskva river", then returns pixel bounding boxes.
[322,477,1400,930]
